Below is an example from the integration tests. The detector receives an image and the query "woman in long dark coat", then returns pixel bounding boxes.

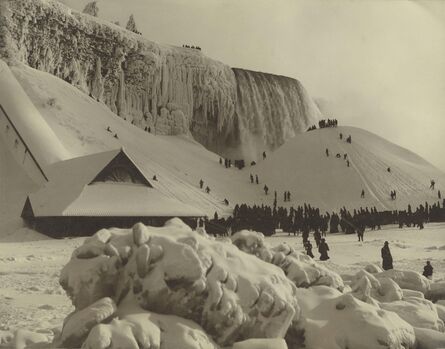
[381,241,393,270]
[318,238,330,261]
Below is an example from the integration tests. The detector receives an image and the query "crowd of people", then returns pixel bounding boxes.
[182,44,202,51]
[307,118,339,131]
[205,200,445,239]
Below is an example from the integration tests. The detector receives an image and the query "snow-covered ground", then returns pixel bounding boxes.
[1,223,444,347]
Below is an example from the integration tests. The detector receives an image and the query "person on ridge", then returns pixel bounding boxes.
[250,174,254,184]
[326,148,329,157]
[361,189,365,198]
[381,241,393,270]
[255,175,259,185]
[264,185,269,195]
[205,186,210,194]
[199,179,204,189]
[422,261,433,279]
[262,151,267,160]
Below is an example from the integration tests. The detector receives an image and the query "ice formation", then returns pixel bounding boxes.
[53,224,445,348]
[231,230,344,290]
[0,0,320,159]
[58,220,300,347]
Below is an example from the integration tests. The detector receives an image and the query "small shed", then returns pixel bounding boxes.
[21,148,206,236]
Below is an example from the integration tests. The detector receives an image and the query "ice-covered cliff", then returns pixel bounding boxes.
[0,0,320,158]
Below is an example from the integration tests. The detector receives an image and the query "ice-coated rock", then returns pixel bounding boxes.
[55,297,117,348]
[231,230,344,290]
[380,297,444,332]
[350,270,403,303]
[295,286,416,349]
[375,269,431,294]
[413,327,445,349]
[59,220,299,347]
[0,0,319,159]
[427,280,445,302]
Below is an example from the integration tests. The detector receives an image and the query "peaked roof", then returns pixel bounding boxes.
[26,149,205,218]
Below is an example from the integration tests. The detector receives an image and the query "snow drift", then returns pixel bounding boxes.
[0,0,319,159]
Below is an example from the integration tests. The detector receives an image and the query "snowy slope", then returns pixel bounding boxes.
[2,63,443,229]
[255,127,445,212]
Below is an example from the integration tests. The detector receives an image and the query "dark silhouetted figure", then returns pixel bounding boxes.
[205,186,210,194]
[114,133,119,139]
[346,160,350,167]
[148,126,151,133]
[422,261,433,279]
[224,198,229,206]
[250,174,254,183]
[251,161,256,166]
[439,191,442,200]
[305,241,314,258]
[361,189,365,198]
[255,175,259,185]
[430,179,435,190]
[336,153,341,158]
[263,151,267,160]
[318,238,330,261]
[387,167,391,173]
[343,154,347,160]
[106,126,112,132]
[274,191,277,200]
[339,133,343,140]
[214,211,218,220]
[326,148,329,157]
[346,135,352,144]
[381,241,393,270]
[357,226,364,242]
[152,175,157,181]
[219,157,223,165]
[199,179,204,189]
[264,185,269,195]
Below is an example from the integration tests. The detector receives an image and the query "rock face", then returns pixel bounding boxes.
[0,0,320,159]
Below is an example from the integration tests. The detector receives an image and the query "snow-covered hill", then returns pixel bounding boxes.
[0,62,443,239]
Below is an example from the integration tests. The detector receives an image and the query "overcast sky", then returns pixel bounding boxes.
[62,0,445,171]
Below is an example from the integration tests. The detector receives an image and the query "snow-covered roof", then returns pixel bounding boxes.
[27,149,205,218]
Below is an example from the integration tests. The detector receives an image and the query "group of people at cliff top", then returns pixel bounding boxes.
[381,241,434,279]
[182,44,201,51]
[307,118,339,131]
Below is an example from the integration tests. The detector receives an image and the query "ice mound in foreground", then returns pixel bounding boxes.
[294,286,416,349]
[58,219,299,347]
[231,230,344,290]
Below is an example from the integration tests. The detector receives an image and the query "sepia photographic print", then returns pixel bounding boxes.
[0,0,445,348]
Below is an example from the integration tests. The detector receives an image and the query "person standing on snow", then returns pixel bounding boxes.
[422,261,433,279]
[318,238,330,261]
[305,240,314,258]
[381,241,393,270]
[361,189,365,198]
[199,179,204,189]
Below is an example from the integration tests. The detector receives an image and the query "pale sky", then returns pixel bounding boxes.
[61,0,445,171]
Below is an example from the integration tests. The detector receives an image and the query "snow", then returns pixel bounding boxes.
[1,222,445,348]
